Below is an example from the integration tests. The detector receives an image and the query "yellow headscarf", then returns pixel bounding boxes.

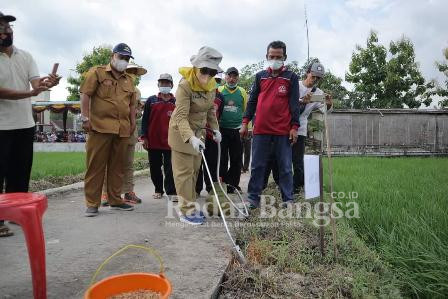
[178,67,216,92]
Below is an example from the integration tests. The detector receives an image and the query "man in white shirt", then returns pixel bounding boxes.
[0,11,60,237]
[293,61,332,193]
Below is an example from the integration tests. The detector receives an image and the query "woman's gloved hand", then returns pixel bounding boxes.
[189,136,205,153]
[213,130,222,143]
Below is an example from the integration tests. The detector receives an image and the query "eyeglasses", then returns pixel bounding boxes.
[200,67,218,77]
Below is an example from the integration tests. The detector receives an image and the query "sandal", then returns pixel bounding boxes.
[0,224,14,237]
[153,193,162,199]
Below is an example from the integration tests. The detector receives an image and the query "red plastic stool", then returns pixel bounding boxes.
[0,192,48,299]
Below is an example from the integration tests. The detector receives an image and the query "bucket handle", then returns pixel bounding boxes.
[89,244,165,286]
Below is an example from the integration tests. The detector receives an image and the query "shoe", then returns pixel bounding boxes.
[179,214,204,225]
[244,197,259,209]
[0,224,14,237]
[124,192,142,204]
[110,203,134,211]
[85,207,99,217]
[194,210,206,219]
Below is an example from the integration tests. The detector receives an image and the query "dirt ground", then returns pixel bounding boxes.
[0,174,250,299]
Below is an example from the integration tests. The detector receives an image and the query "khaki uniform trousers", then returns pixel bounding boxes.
[85,132,128,207]
[102,143,136,195]
[171,150,202,215]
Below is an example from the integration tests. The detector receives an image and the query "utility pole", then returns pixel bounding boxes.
[305,4,310,64]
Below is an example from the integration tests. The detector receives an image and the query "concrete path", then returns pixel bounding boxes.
[0,173,250,299]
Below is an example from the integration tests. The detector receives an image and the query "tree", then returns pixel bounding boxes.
[346,31,432,109]
[434,47,448,107]
[66,46,113,101]
[238,61,264,92]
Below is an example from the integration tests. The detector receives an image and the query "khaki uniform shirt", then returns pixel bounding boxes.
[80,64,137,137]
[168,79,219,155]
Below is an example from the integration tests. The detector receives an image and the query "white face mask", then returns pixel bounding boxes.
[159,86,172,94]
[112,58,129,72]
[267,59,284,70]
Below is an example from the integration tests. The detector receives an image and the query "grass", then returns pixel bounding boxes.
[29,152,148,191]
[31,152,148,180]
[220,184,403,298]
[323,157,448,298]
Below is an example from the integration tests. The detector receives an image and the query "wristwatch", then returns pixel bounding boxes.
[81,115,89,122]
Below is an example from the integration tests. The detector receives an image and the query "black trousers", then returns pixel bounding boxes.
[148,149,176,195]
[264,135,305,193]
[219,127,242,192]
[292,135,306,191]
[0,126,35,225]
[196,138,218,194]
[241,132,252,171]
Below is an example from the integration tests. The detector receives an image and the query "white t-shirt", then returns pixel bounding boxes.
[0,46,40,130]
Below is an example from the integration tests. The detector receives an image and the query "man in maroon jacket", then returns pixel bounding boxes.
[141,74,177,199]
[240,41,300,208]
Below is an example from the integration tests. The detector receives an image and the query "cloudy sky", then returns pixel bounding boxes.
[3,0,447,104]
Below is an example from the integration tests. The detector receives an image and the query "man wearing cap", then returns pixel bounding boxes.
[141,73,177,200]
[101,63,147,205]
[217,67,248,193]
[240,40,300,208]
[168,46,223,225]
[0,11,60,237]
[293,61,332,192]
[80,43,137,217]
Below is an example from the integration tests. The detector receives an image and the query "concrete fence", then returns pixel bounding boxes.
[313,109,448,156]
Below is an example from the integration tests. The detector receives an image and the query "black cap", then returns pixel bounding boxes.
[113,43,134,59]
[0,11,16,22]
[226,67,239,76]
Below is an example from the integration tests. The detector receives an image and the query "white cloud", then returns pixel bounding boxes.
[3,0,447,105]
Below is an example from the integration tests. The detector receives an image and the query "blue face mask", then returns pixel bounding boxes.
[159,86,172,94]
[226,83,237,89]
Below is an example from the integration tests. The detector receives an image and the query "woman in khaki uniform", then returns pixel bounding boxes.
[168,46,223,225]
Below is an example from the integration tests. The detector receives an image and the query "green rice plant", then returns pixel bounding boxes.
[323,157,448,298]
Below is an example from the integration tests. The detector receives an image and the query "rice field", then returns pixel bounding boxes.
[324,157,448,298]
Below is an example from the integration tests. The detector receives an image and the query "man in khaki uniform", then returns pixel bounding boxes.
[80,43,137,217]
[168,46,223,225]
[101,64,147,205]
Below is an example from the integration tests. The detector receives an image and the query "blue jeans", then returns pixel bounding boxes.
[248,135,293,203]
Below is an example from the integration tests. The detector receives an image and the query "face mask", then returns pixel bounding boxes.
[0,33,13,47]
[159,86,172,94]
[267,59,284,70]
[112,57,128,72]
[226,83,237,89]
